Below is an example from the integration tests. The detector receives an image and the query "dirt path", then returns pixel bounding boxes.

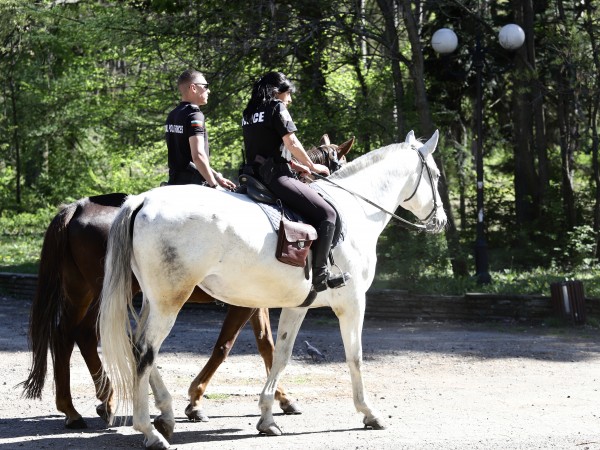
[1,294,599,449]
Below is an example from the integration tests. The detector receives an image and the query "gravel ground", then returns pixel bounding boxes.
[1,294,600,449]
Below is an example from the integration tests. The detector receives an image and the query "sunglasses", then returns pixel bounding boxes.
[193,82,209,89]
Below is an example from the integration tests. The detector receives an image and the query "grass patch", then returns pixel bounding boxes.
[0,234,42,274]
[203,393,231,400]
[287,375,312,385]
[373,267,600,298]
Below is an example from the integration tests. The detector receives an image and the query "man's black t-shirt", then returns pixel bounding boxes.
[165,101,209,180]
[242,99,297,164]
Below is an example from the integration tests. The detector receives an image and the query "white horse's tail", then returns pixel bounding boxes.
[98,193,145,423]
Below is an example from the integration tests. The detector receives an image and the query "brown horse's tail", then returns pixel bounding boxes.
[19,201,79,399]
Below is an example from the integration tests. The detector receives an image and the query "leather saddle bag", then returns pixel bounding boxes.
[276,217,318,267]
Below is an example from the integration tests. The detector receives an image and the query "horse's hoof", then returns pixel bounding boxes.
[65,417,87,429]
[95,403,112,423]
[144,436,170,450]
[280,401,302,415]
[185,403,209,422]
[154,415,175,441]
[147,444,169,450]
[363,416,387,430]
[256,418,283,436]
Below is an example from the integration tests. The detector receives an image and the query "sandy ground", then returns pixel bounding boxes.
[0,294,600,449]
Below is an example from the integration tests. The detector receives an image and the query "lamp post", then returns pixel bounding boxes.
[432,23,525,284]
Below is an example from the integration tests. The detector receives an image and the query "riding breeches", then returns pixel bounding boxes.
[266,167,336,228]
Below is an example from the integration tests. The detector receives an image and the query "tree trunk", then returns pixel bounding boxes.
[583,0,600,259]
[376,0,405,140]
[555,1,578,230]
[399,0,468,276]
[511,2,539,228]
[523,0,549,212]
[9,74,20,205]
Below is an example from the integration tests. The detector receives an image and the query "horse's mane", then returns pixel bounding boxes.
[328,142,407,181]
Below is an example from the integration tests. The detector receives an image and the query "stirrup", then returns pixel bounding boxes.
[327,269,351,289]
[312,264,351,292]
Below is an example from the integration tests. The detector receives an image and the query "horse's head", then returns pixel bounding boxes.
[306,134,354,174]
[403,130,447,233]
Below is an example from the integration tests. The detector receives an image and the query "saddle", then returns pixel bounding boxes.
[237,174,344,274]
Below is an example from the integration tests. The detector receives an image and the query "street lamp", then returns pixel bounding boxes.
[432,24,525,284]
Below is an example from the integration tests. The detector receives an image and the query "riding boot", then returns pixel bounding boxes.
[312,222,351,292]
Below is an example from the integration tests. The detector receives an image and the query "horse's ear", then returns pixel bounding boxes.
[419,130,439,157]
[405,130,416,145]
[319,134,330,146]
[337,136,355,158]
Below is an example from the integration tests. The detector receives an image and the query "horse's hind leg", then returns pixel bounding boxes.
[257,307,308,436]
[250,308,301,415]
[133,304,185,449]
[53,330,86,429]
[336,301,386,430]
[185,305,256,422]
[74,305,114,424]
[149,366,174,441]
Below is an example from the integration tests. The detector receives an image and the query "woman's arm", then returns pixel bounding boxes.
[282,132,330,176]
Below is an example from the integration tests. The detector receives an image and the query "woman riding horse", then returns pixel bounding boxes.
[241,72,350,293]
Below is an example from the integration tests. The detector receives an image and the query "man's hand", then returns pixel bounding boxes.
[215,173,237,191]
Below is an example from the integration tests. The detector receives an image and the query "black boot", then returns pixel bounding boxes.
[311,222,351,292]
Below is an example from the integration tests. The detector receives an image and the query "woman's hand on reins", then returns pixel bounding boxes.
[312,163,330,177]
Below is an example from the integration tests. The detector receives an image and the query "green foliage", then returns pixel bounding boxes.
[1,0,600,292]
[0,234,41,274]
[552,225,598,270]
[0,208,52,274]
[375,222,452,287]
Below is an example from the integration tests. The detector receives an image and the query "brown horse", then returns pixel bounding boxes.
[20,136,353,429]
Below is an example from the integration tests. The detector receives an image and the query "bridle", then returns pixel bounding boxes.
[311,146,440,231]
[308,145,343,174]
[402,148,439,225]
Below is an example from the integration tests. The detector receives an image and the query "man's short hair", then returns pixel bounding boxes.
[177,69,204,92]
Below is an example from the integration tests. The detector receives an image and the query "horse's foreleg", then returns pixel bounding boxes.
[185,305,256,422]
[250,308,301,415]
[256,307,308,436]
[336,303,386,430]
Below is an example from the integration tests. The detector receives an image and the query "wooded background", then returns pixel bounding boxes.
[1,0,599,284]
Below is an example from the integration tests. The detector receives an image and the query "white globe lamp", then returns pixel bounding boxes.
[498,24,525,50]
[432,28,458,54]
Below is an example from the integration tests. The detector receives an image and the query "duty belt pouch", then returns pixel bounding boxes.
[276,217,318,268]
[258,157,275,184]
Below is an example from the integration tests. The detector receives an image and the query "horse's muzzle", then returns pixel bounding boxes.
[425,211,447,233]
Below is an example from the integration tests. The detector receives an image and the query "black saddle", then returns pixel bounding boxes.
[238,174,278,205]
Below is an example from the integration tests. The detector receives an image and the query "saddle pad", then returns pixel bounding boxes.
[256,184,345,249]
[257,202,304,232]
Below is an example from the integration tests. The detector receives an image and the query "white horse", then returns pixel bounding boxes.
[99,130,446,449]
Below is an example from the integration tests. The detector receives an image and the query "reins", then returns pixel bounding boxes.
[311,148,438,232]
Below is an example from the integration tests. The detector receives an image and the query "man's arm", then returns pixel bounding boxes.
[189,135,236,189]
[189,135,218,186]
